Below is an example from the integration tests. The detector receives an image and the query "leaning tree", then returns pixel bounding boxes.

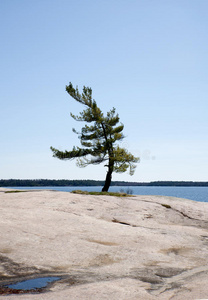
[50,82,139,192]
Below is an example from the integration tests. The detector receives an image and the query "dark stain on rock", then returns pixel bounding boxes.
[130,267,186,289]
[155,267,185,278]
[0,255,45,280]
[0,286,41,295]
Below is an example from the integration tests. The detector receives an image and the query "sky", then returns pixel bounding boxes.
[0,0,208,182]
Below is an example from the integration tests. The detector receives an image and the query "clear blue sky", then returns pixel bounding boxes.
[1,0,207,182]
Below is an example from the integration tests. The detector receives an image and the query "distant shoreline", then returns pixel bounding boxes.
[0,179,208,187]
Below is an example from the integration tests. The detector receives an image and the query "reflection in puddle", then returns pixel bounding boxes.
[6,276,61,290]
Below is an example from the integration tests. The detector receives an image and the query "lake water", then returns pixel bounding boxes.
[7,186,208,203]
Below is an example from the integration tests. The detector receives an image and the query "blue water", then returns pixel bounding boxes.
[7,276,60,290]
[7,186,208,202]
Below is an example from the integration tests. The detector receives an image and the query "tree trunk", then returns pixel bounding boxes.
[102,168,113,192]
[102,157,114,192]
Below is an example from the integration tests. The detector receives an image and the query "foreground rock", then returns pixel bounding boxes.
[0,188,208,299]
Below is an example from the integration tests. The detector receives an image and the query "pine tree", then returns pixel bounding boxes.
[50,82,139,192]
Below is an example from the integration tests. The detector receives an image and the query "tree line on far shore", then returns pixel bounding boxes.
[0,179,208,187]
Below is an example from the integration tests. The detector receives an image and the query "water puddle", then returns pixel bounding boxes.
[7,276,61,290]
[0,276,61,295]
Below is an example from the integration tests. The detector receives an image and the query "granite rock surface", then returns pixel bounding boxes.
[0,188,208,299]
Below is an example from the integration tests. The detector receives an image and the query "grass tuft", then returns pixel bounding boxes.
[71,190,133,197]
[5,190,27,193]
[161,203,171,209]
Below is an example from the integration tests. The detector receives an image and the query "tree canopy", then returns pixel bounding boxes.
[50,82,139,192]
